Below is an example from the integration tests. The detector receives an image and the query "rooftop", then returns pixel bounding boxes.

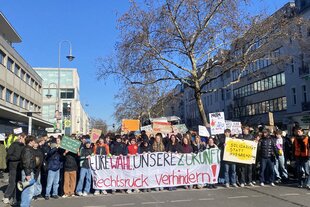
[0,12,22,43]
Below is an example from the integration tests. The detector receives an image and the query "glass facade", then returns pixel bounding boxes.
[36,70,73,88]
[42,104,56,123]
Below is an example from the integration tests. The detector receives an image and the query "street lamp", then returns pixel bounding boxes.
[57,40,75,133]
[45,82,57,99]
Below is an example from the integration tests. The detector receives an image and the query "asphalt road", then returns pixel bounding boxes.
[24,185,310,207]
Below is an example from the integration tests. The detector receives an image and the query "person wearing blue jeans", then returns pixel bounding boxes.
[45,141,62,200]
[224,162,237,187]
[20,136,37,207]
[76,140,93,196]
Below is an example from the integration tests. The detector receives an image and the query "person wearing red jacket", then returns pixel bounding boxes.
[126,138,139,194]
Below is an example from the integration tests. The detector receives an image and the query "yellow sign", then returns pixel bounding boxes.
[223,138,258,164]
[64,119,71,128]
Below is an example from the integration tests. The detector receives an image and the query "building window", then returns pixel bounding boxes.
[7,57,13,71]
[21,70,26,81]
[25,100,29,110]
[307,27,310,37]
[13,93,19,105]
[6,89,12,103]
[60,89,75,99]
[291,58,295,73]
[302,85,307,102]
[292,88,297,105]
[0,85,3,99]
[0,50,5,65]
[14,64,20,76]
[20,97,24,108]
[26,74,30,84]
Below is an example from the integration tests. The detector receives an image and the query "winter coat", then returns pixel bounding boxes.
[79,147,93,169]
[139,142,153,153]
[111,142,127,156]
[181,144,193,153]
[152,142,165,152]
[6,141,24,163]
[259,136,278,159]
[192,143,206,153]
[128,144,139,155]
[0,143,7,169]
[166,142,182,153]
[21,145,36,176]
[93,143,110,155]
[64,152,78,172]
[47,147,62,171]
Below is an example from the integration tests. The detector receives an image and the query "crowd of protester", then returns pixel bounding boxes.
[0,124,310,207]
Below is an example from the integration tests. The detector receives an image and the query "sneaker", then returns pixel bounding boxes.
[51,195,59,199]
[212,184,217,189]
[62,195,68,198]
[82,192,88,197]
[260,183,265,187]
[248,182,254,187]
[134,189,140,193]
[126,189,132,194]
[2,198,10,204]
[271,183,275,187]
[252,181,256,185]
[71,194,76,197]
[44,196,49,200]
[102,190,108,195]
[240,183,245,187]
[76,192,83,196]
[94,191,100,196]
[225,183,230,188]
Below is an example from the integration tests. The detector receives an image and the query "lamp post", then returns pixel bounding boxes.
[57,40,75,133]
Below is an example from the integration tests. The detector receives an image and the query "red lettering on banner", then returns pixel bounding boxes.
[94,174,149,188]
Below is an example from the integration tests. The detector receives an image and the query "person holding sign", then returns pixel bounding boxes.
[93,137,110,195]
[62,149,78,198]
[223,129,238,188]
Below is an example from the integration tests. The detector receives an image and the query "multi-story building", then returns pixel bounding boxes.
[0,12,52,134]
[34,67,89,135]
[180,0,310,131]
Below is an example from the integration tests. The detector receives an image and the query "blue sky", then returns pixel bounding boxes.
[0,0,290,128]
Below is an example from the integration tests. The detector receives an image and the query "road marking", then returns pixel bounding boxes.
[112,203,135,207]
[198,198,215,201]
[227,196,249,199]
[141,201,165,205]
[279,193,300,197]
[306,193,310,195]
[251,195,264,198]
[170,199,192,203]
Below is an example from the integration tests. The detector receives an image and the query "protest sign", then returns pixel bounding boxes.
[152,122,172,133]
[231,122,242,135]
[140,125,153,135]
[122,119,140,133]
[0,133,5,141]
[90,149,221,190]
[90,129,102,143]
[60,136,81,154]
[198,125,210,137]
[172,124,188,134]
[13,127,23,134]
[223,138,258,164]
[209,112,226,135]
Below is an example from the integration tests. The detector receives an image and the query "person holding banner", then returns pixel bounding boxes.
[127,137,140,194]
[93,137,110,195]
[181,136,193,190]
[166,135,181,154]
[238,127,255,187]
[206,138,218,189]
[152,133,166,191]
[76,139,93,196]
[223,129,238,188]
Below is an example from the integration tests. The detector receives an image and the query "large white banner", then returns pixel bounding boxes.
[90,149,221,190]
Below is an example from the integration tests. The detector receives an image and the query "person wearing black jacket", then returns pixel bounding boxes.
[258,129,278,187]
[62,149,78,197]
[32,139,44,199]
[2,133,26,205]
[166,135,181,153]
[76,139,93,196]
[111,135,128,156]
[20,136,36,207]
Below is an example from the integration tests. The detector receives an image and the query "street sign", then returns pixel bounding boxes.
[64,119,71,128]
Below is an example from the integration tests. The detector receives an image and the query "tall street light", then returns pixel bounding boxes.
[57,40,75,133]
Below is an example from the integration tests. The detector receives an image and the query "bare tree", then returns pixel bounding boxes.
[89,117,108,134]
[97,0,306,126]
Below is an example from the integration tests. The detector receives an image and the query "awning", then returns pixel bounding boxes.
[0,105,53,128]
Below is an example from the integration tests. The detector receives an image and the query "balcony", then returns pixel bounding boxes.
[302,102,310,111]
[299,65,310,77]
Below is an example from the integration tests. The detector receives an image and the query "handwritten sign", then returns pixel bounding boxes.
[122,119,140,133]
[223,138,258,164]
[152,122,172,133]
[209,112,226,135]
[91,129,102,143]
[90,149,221,189]
[198,125,210,137]
[225,121,242,135]
[13,127,23,134]
[60,136,81,154]
[172,124,188,134]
